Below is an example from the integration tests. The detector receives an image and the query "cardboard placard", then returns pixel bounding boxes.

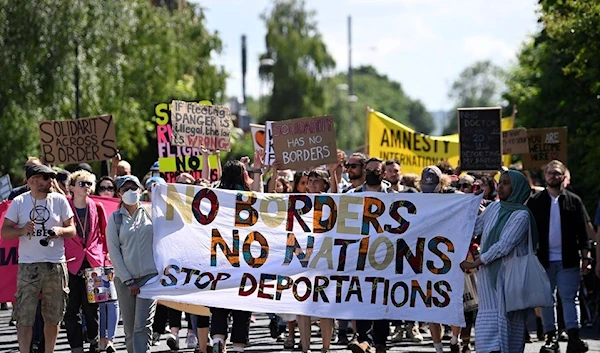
[458,107,502,171]
[522,127,568,169]
[502,128,529,155]
[271,116,337,170]
[39,115,117,164]
[264,122,275,166]
[0,174,12,201]
[170,100,231,151]
[155,102,220,182]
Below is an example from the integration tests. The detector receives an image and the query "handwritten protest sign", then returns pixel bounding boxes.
[170,100,231,151]
[522,127,568,169]
[264,122,275,166]
[250,124,265,151]
[458,107,502,171]
[271,116,337,170]
[155,102,219,183]
[502,128,529,155]
[39,115,117,164]
[140,185,482,326]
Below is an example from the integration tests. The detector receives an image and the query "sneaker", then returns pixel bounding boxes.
[166,333,179,351]
[212,341,223,353]
[391,325,404,343]
[559,330,569,342]
[269,317,280,338]
[374,344,386,353]
[88,342,99,353]
[337,330,349,346]
[152,332,161,346]
[450,343,460,353]
[406,325,423,343]
[277,332,286,342]
[186,333,199,349]
[461,344,471,353]
[540,334,560,353]
[566,338,589,353]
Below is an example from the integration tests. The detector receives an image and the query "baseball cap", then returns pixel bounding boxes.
[145,176,167,189]
[77,163,93,173]
[150,161,160,171]
[116,175,143,191]
[55,169,71,183]
[420,166,442,193]
[26,165,57,180]
[459,175,475,186]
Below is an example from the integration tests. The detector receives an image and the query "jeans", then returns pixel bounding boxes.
[65,273,99,349]
[356,319,389,346]
[210,307,251,345]
[99,301,120,340]
[115,277,156,353]
[541,261,581,332]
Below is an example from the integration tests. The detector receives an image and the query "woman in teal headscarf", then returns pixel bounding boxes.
[460,170,538,353]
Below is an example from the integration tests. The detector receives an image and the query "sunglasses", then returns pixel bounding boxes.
[459,183,473,189]
[344,163,362,169]
[39,175,53,181]
[120,185,139,193]
[78,181,93,187]
[98,186,115,192]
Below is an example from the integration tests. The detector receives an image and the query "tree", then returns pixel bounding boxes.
[260,0,335,123]
[505,0,600,211]
[442,60,506,134]
[0,0,227,181]
[325,65,435,150]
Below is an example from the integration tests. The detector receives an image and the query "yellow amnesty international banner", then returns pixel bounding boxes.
[501,117,514,168]
[367,110,459,174]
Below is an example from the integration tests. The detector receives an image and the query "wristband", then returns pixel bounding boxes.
[124,279,136,287]
[248,168,263,174]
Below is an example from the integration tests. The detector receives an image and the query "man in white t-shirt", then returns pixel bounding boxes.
[1,164,75,353]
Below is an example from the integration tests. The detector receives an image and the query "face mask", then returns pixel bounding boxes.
[365,171,383,186]
[122,190,140,205]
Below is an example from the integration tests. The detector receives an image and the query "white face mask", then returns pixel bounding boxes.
[121,189,140,205]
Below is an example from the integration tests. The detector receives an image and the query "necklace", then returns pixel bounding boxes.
[74,201,89,241]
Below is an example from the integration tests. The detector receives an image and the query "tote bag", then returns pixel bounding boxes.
[503,223,553,312]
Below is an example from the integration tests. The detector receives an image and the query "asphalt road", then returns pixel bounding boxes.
[0,304,598,352]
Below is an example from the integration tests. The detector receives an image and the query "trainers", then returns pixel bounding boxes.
[277,332,286,342]
[391,326,404,343]
[212,341,223,353]
[152,332,161,346]
[337,330,349,346]
[166,333,179,351]
[88,342,99,353]
[186,333,199,349]
[461,344,471,353]
[375,344,386,353]
[540,334,560,353]
[566,338,589,353]
[450,343,460,353]
[559,330,569,342]
[105,342,116,353]
[406,325,423,343]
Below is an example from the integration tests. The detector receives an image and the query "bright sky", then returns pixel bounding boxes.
[194,0,540,112]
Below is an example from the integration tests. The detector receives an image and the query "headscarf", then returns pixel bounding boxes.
[481,170,539,287]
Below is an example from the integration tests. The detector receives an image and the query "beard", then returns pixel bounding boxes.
[547,179,562,188]
[348,171,363,180]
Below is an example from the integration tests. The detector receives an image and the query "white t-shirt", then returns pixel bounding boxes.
[548,194,562,261]
[5,191,74,263]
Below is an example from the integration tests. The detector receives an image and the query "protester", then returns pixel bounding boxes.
[8,157,43,200]
[96,177,117,198]
[460,170,537,353]
[175,173,195,185]
[1,164,76,353]
[458,175,475,194]
[106,175,157,353]
[76,163,94,174]
[384,159,417,193]
[341,153,367,193]
[54,168,71,195]
[63,170,108,353]
[292,171,309,193]
[400,173,420,191]
[347,157,395,353]
[209,160,257,353]
[527,160,590,353]
[141,176,166,202]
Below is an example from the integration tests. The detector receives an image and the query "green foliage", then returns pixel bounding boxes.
[442,60,506,135]
[260,0,335,123]
[0,0,226,181]
[325,65,435,151]
[505,0,600,210]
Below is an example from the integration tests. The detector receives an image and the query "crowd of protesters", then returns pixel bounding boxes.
[1,149,599,353]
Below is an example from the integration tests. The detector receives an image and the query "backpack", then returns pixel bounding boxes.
[113,204,152,236]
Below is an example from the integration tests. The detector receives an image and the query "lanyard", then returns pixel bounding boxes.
[74,204,89,242]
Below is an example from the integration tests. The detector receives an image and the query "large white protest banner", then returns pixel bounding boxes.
[140,185,481,326]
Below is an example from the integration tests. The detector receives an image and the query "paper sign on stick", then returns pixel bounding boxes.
[271,116,337,170]
[502,128,529,155]
[522,127,568,169]
[264,122,275,166]
[170,100,231,151]
[0,175,12,201]
[38,115,117,164]
[250,123,266,151]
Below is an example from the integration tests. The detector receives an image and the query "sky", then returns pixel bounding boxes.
[194,0,540,112]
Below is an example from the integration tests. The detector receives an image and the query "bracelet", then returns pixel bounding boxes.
[248,168,263,174]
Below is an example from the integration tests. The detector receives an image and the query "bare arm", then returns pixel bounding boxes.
[201,147,210,181]
[1,218,33,240]
[51,217,76,239]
